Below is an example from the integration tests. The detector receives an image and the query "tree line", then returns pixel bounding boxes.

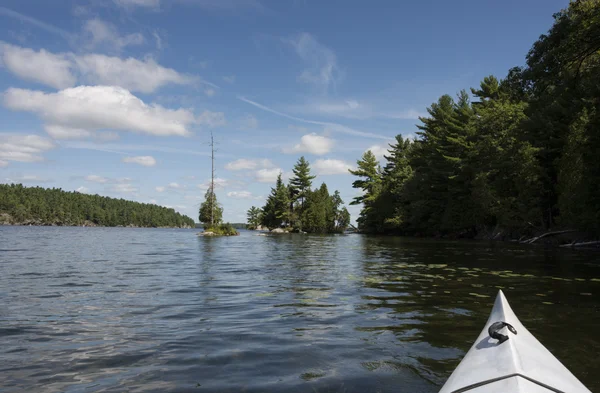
[0,183,195,228]
[247,156,351,233]
[350,0,600,238]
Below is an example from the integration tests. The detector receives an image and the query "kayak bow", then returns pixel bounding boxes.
[439,290,591,393]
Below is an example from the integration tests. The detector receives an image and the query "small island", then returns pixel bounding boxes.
[246,156,351,234]
[0,183,195,228]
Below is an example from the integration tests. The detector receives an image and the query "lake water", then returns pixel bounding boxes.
[1,226,598,392]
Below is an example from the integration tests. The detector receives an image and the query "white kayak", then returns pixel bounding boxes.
[439,290,591,393]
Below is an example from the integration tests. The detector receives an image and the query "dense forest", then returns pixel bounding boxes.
[0,183,195,228]
[248,156,351,233]
[350,0,600,239]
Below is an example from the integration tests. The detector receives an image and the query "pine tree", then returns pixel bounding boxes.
[349,150,383,232]
[289,156,316,210]
[199,189,223,226]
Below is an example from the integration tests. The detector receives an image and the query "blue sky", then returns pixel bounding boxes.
[0,0,568,223]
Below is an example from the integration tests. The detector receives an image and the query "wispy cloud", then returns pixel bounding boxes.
[225,158,273,171]
[0,7,73,40]
[0,134,56,164]
[122,155,157,167]
[284,32,341,92]
[238,96,390,140]
[288,98,425,120]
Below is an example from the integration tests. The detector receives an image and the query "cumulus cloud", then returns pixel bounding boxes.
[225,158,273,171]
[85,174,109,183]
[284,133,333,155]
[4,86,196,137]
[74,54,195,93]
[204,88,215,97]
[313,159,354,175]
[0,134,55,163]
[155,186,165,192]
[227,190,253,199]
[367,145,389,162]
[76,186,90,194]
[0,42,196,93]
[122,155,156,166]
[255,168,282,183]
[0,42,75,89]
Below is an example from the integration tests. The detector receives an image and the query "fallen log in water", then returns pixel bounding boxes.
[559,240,600,248]
[520,229,577,244]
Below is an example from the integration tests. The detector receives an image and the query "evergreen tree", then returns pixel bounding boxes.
[260,173,290,229]
[289,156,316,210]
[246,206,262,229]
[199,189,223,226]
[349,150,383,232]
[0,183,195,228]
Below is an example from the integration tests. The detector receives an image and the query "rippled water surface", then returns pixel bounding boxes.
[1,226,599,392]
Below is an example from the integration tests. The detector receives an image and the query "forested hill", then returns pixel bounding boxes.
[0,183,195,228]
[350,1,600,238]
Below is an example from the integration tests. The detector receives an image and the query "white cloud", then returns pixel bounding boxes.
[196,110,226,127]
[204,88,215,97]
[44,125,92,140]
[238,96,390,140]
[0,160,8,167]
[223,75,235,84]
[227,190,252,199]
[4,86,196,137]
[289,99,424,120]
[255,168,282,183]
[313,159,354,175]
[85,174,109,183]
[114,0,160,8]
[44,125,120,142]
[367,145,389,162]
[285,133,333,155]
[197,177,228,190]
[74,54,195,94]
[0,43,196,93]
[149,198,158,204]
[82,19,144,52]
[111,183,137,194]
[6,174,52,183]
[0,42,75,89]
[122,155,156,167]
[76,186,90,194]
[168,182,184,189]
[285,33,340,91]
[155,186,165,192]
[0,134,55,163]
[225,158,273,171]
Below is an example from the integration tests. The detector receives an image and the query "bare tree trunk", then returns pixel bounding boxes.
[210,131,214,227]
[520,229,577,244]
[559,240,600,248]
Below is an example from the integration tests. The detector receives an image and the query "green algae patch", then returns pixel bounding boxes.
[469,292,490,298]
